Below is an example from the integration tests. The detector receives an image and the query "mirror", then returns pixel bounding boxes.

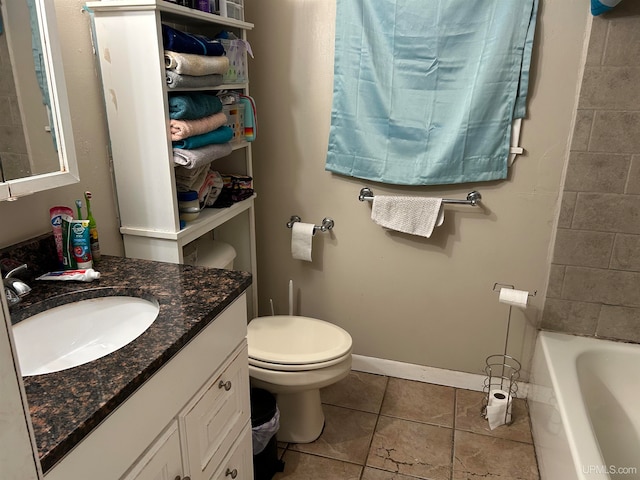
[0,0,78,201]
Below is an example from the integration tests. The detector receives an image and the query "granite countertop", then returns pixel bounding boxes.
[8,255,252,473]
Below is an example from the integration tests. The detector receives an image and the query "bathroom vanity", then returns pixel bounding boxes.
[9,255,252,480]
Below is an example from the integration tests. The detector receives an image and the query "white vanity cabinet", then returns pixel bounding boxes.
[86,0,257,317]
[44,294,254,480]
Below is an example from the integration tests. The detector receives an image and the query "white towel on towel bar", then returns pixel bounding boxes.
[371,196,444,238]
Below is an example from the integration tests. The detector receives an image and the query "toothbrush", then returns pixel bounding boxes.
[84,191,101,261]
[75,199,82,220]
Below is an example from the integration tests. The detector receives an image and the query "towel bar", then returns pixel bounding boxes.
[358,187,482,206]
[287,215,335,233]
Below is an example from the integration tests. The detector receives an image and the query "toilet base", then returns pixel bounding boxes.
[274,389,325,443]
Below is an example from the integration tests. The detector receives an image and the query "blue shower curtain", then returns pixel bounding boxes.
[325,0,538,186]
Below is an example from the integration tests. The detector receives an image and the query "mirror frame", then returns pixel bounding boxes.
[0,0,79,201]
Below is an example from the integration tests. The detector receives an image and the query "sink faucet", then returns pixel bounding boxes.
[3,264,31,307]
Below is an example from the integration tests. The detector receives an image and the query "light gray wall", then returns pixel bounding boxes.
[0,0,592,378]
[542,2,640,342]
[246,0,590,377]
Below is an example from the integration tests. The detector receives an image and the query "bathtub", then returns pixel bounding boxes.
[529,331,640,480]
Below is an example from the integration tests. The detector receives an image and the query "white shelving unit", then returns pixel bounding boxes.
[86,0,257,316]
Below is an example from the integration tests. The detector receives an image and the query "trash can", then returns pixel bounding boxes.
[250,388,285,480]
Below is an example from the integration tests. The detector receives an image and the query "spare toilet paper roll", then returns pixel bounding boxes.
[499,288,529,308]
[486,389,512,430]
[291,222,315,261]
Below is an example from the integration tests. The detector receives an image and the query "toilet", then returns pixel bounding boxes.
[247,315,353,443]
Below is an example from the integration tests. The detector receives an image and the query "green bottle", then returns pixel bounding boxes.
[84,191,101,262]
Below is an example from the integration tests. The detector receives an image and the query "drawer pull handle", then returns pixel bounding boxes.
[225,468,238,478]
[219,380,232,391]
[174,477,191,480]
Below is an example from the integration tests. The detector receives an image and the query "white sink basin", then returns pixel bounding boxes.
[13,296,159,376]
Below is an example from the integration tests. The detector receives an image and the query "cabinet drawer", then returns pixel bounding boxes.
[120,421,182,480]
[209,424,253,480]
[181,343,250,480]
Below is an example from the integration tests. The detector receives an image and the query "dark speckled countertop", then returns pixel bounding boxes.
[8,254,252,473]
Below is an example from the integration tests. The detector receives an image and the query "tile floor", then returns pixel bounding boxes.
[273,371,539,480]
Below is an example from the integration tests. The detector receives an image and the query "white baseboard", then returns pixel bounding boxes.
[351,354,530,397]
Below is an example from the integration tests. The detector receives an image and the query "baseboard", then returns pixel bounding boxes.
[351,354,530,397]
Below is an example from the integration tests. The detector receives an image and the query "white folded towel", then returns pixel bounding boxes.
[164,50,230,76]
[371,196,444,238]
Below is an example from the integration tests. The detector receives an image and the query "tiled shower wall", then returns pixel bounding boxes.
[542,2,640,342]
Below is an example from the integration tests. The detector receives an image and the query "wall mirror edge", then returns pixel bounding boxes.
[0,0,80,202]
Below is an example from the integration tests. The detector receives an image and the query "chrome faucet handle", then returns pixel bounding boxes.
[4,264,28,279]
[4,287,21,306]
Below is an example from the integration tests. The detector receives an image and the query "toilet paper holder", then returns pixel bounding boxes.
[287,216,335,233]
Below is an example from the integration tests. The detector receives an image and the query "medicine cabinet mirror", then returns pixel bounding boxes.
[0,0,79,201]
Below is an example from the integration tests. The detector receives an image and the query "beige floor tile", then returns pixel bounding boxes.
[290,404,378,465]
[455,389,533,444]
[361,466,429,479]
[367,416,453,480]
[453,430,539,479]
[322,371,388,413]
[273,450,362,480]
[380,378,455,427]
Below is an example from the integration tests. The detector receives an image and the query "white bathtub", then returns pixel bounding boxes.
[529,331,640,480]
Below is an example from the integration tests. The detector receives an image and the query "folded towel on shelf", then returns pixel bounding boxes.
[173,142,233,169]
[171,112,228,141]
[371,196,444,238]
[164,51,230,76]
[162,24,226,56]
[169,93,223,120]
[239,95,257,142]
[173,126,234,149]
[591,0,623,15]
[176,163,210,192]
[166,70,224,89]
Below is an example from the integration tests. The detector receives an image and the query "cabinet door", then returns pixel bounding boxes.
[121,421,183,480]
[209,425,253,480]
[181,344,251,480]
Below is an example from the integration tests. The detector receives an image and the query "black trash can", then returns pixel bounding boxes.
[250,388,285,480]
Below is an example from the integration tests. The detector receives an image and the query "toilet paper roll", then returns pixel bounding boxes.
[486,389,512,430]
[291,222,315,261]
[498,288,529,308]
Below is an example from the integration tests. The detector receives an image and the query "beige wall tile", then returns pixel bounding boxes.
[562,266,640,306]
[572,193,640,234]
[540,298,600,335]
[557,192,577,228]
[589,111,640,154]
[585,17,608,66]
[570,110,594,151]
[579,66,640,110]
[611,234,640,272]
[564,152,630,193]
[546,264,565,298]
[626,156,640,194]
[603,14,640,66]
[597,305,640,342]
[552,228,614,268]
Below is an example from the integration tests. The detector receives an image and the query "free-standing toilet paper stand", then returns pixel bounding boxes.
[481,284,536,426]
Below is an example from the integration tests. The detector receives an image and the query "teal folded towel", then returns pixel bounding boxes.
[169,93,223,120]
[591,0,622,15]
[172,126,234,149]
[326,0,538,186]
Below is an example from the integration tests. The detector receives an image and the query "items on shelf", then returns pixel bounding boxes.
[211,173,253,208]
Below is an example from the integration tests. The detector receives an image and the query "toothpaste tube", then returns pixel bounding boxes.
[36,269,101,282]
[71,220,93,269]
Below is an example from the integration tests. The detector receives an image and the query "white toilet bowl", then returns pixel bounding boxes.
[247,315,353,443]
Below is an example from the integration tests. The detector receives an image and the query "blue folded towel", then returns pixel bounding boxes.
[591,0,623,15]
[168,93,223,120]
[162,24,225,56]
[172,126,234,149]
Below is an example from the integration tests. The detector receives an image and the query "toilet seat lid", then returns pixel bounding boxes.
[247,316,352,365]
